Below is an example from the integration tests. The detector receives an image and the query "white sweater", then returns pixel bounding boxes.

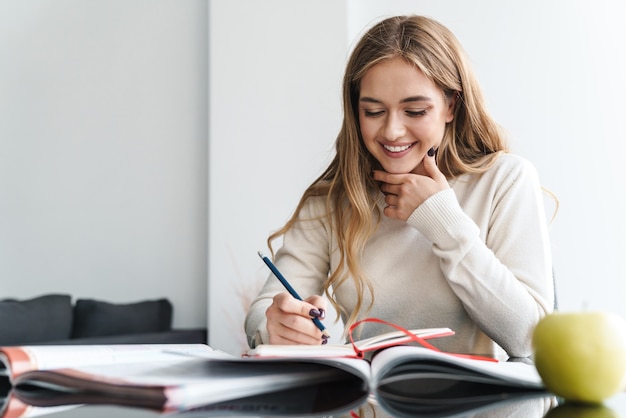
[245,153,555,358]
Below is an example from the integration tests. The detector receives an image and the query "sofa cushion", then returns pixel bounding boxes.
[0,294,73,345]
[36,329,208,345]
[71,298,173,338]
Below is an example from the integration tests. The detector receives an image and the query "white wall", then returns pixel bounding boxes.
[210,0,626,355]
[0,1,208,329]
[208,0,347,354]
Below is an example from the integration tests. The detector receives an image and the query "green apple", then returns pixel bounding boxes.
[532,311,626,404]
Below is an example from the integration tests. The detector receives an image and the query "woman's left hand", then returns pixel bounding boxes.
[373,152,449,221]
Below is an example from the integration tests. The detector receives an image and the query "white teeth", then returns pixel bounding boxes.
[384,144,412,152]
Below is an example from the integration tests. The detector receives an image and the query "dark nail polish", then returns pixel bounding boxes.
[427,147,436,157]
[309,309,321,318]
[321,337,328,345]
[318,308,326,320]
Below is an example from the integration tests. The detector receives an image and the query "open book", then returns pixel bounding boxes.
[243,344,548,417]
[246,326,455,359]
[1,328,548,418]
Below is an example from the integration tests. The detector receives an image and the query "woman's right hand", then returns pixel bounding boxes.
[265,292,328,345]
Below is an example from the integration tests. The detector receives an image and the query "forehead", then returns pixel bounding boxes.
[359,57,441,100]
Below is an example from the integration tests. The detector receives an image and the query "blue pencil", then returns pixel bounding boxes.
[257,251,330,338]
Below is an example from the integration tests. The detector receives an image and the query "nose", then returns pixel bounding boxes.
[382,113,406,141]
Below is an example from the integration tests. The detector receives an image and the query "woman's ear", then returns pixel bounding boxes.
[445,91,459,123]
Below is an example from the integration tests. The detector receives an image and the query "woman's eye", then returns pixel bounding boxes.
[363,109,384,117]
[406,110,427,117]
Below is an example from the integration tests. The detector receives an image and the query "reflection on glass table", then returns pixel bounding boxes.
[2,387,626,418]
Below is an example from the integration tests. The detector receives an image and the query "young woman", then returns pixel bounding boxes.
[245,15,554,359]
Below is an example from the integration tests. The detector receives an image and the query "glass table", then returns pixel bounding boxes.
[3,392,625,418]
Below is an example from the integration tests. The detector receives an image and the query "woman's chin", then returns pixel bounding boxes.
[381,163,419,175]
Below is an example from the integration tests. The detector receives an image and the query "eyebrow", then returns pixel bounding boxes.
[359,95,433,104]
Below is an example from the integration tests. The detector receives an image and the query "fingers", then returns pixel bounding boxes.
[422,147,447,184]
[265,292,328,345]
[305,295,327,319]
[372,148,449,220]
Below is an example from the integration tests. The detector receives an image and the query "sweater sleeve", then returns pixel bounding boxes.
[407,156,554,357]
[244,198,331,348]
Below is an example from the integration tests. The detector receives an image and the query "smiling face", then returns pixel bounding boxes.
[358,57,455,175]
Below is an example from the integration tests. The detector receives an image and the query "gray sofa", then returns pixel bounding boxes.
[0,294,207,346]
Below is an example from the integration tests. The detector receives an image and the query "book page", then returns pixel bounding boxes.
[0,344,224,379]
[370,345,543,389]
[245,344,356,358]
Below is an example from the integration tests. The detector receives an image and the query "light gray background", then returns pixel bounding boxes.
[0,1,208,329]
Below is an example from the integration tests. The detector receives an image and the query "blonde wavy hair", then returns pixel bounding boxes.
[268,15,508,330]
